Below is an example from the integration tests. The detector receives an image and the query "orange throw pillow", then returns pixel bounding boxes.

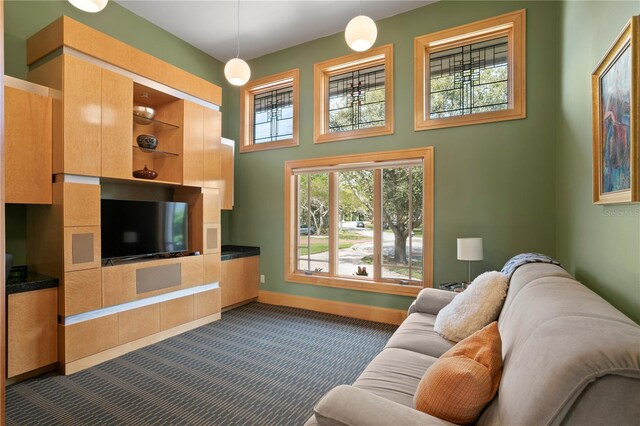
[414,321,502,424]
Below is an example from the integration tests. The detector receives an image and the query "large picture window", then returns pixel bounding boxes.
[240,69,299,153]
[414,9,526,130]
[285,148,433,296]
[314,44,394,144]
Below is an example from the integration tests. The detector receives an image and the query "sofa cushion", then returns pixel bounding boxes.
[353,348,438,408]
[414,322,502,424]
[385,312,455,358]
[435,271,508,342]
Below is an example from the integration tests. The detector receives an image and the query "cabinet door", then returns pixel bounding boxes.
[63,55,102,176]
[221,257,259,308]
[220,138,234,209]
[183,101,204,187]
[8,288,58,378]
[4,86,52,204]
[203,108,221,189]
[101,69,133,179]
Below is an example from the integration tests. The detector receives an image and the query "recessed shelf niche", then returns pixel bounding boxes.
[132,82,183,184]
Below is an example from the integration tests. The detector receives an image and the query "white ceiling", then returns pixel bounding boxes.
[116,1,435,62]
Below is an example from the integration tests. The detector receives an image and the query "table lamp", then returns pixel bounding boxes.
[457,237,483,284]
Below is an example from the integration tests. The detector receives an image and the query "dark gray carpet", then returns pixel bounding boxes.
[6,302,397,425]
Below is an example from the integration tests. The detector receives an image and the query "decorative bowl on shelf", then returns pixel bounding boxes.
[133,165,158,180]
[136,134,158,150]
[133,105,155,120]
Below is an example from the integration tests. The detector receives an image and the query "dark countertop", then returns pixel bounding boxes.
[6,266,59,295]
[221,245,260,261]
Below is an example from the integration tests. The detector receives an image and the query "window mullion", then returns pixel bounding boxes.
[408,168,413,281]
[373,169,382,282]
[328,172,338,277]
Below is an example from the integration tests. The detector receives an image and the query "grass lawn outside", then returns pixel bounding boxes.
[299,232,371,256]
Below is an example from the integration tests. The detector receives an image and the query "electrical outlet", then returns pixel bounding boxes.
[260,274,265,284]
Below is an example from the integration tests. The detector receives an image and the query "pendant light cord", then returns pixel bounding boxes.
[236,0,240,58]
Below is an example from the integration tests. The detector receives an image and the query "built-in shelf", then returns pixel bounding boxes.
[133,114,179,132]
[128,177,182,186]
[132,146,179,157]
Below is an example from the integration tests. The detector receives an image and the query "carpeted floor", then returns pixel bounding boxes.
[6,302,397,425]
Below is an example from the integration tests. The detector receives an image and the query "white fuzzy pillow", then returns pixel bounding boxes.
[434,271,508,342]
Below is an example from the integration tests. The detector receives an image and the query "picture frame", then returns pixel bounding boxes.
[592,16,639,204]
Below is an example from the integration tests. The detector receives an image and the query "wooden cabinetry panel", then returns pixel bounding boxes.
[203,188,220,224]
[59,182,100,227]
[4,85,52,204]
[60,314,118,363]
[7,288,58,378]
[181,255,204,288]
[221,256,259,308]
[220,138,234,209]
[63,226,101,272]
[160,296,193,330]
[63,268,102,316]
[203,108,221,189]
[194,288,221,319]
[183,101,204,187]
[204,253,221,284]
[63,55,102,176]
[102,69,133,179]
[119,304,160,344]
[102,262,136,307]
[102,257,207,307]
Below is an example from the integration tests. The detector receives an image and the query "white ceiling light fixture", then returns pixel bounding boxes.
[345,1,377,52]
[68,0,108,13]
[224,0,251,86]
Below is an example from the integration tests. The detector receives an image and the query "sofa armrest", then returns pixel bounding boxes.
[407,288,456,315]
[314,385,457,426]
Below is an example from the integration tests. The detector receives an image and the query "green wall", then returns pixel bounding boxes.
[557,1,640,323]
[223,1,561,310]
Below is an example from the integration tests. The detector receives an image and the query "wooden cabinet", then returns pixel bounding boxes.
[102,69,133,179]
[221,256,259,308]
[27,54,133,177]
[4,78,53,204]
[7,288,58,378]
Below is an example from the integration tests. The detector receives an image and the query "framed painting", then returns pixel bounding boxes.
[592,16,639,204]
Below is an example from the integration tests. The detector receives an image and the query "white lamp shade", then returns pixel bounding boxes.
[68,0,108,13]
[345,15,377,52]
[224,58,251,86]
[457,238,483,261]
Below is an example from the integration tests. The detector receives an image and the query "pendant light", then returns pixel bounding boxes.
[345,1,377,52]
[224,0,251,86]
[68,0,108,13]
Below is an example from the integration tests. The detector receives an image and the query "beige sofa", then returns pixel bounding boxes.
[306,263,640,425]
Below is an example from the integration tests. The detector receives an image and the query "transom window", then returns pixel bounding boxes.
[240,69,299,153]
[253,86,294,143]
[285,148,434,296]
[314,44,394,144]
[415,9,526,130]
[429,37,508,118]
[328,64,386,132]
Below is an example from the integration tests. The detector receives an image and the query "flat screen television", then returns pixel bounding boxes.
[101,199,188,260]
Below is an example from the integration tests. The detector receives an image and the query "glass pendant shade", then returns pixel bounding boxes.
[345,15,377,52]
[224,57,251,86]
[68,0,108,13]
